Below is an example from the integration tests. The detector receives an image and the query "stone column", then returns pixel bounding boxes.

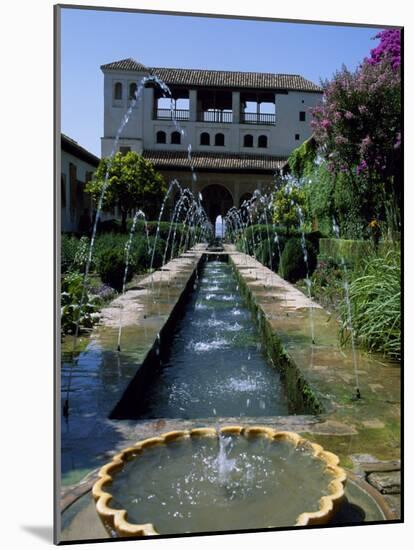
[189,89,197,122]
[234,181,240,208]
[144,87,154,123]
[232,91,240,124]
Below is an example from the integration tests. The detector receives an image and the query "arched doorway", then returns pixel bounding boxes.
[200,184,233,223]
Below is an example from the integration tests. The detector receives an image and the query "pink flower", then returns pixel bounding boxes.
[335,135,349,145]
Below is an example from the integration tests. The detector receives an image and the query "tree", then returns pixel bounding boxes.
[272,180,307,235]
[310,30,401,234]
[86,151,167,231]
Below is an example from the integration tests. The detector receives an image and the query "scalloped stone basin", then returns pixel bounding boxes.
[93,427,346,537]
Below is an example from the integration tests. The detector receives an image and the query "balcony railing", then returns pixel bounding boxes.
[240,112,276,125]
[197,110,233,123]
[154,108,276,125]
[155,108,190,121]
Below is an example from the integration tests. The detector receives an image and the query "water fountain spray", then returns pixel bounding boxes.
[117,209,148,352]
[297,204,316,346]
[332,217,361,400]
[63,74,169,419]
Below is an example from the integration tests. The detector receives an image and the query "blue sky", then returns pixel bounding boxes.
[61,7,385,156]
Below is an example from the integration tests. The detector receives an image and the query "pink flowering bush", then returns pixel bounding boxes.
[311,29,401,233]
[366,29,401,70]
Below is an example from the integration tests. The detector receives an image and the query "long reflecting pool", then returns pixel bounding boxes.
[133,260,289,418]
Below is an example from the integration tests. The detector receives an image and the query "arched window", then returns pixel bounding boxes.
[243,134,254,147]
[258,135,268,148]
[129,82,137,100]
[200,132,210,146]
[156,131,166,144]
[114,82,123,100]
[215,133,225,146]
[171,131,181,144]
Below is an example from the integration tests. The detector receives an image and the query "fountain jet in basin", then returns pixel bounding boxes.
[92,426,346,537]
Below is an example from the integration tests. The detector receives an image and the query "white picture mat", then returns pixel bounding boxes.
[0,0,411,549]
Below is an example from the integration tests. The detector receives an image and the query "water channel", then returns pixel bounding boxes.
[61,257,289,485]
[132,259,289,419]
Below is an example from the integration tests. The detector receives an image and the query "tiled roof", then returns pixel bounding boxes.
[142,150,288,172]
[100,58,149,72]
[101,58,322,93]
[61,134,100,166]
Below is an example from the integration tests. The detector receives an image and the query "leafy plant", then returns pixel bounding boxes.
[72,236,90,272]
[61,235,93,273]
[339,250,401,359]
[61,235,80,273]
[308,257,344,310]
[288,137,318,180]
[272,184,307,235]
[61,272,100,334]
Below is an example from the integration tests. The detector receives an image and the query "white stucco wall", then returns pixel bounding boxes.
[61,150,115,233]
[102,68,322,159]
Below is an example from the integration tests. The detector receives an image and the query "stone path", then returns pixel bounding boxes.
[350,454,401,518]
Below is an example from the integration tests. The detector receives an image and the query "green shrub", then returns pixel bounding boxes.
[134,236,166,271]
[305,231,324,253]
[237,225,323,260]
[93,233,127,267]
[61,272,100,334]
[280,237,317,283]
[97,219,122,233]
[255,237,287,272]
[319,238,398,268]
[61,234,80,272]
[98,248,135,291]
[132,220,185,241]
[62,223,192,282]
[340,250,401,359]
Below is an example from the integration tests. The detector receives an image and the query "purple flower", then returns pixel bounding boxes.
[356,160,368,175]
[367,29,401,71]
[394,132,401,149]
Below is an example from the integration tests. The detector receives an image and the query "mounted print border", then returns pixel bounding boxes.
[54,4,403,544]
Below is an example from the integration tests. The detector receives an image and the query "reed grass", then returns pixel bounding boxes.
[340,249,401,360]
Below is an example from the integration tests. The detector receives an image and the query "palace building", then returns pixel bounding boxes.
[101,58,323,221]
[61,134,99,233]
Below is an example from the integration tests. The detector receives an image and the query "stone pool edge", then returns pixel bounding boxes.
[92,426,346,537]
[228,253,325,414]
